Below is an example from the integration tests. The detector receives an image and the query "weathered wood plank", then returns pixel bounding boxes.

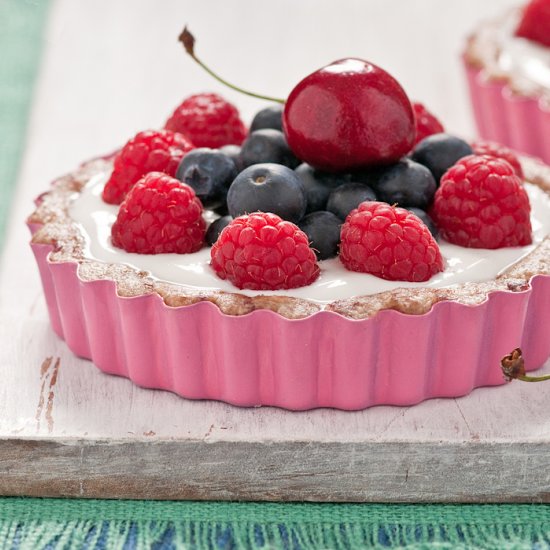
[2,439,550,502]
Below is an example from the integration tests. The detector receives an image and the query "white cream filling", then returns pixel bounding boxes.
[69,171,550,305]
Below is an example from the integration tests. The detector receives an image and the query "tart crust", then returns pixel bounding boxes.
[29,156,550,320]
[463,9,550,103]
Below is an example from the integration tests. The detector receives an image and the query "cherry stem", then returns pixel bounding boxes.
[179,27,285,105]
[515,373,550,383]
[501,348,550,383]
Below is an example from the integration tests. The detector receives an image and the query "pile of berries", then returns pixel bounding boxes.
[104,78,532,291]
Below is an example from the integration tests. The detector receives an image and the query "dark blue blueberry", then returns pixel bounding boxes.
[176,148,237,209]
[240,129,300,169]
[205,215,233,246]
[298,211,342,260]
[350,165,389,188]
[219,144,245,172]
[250,104,283,132]
[213,202,230,217]
[295,163,351,214]
[227,163,306,223]
[411,133,473,183]
[372,159,437,209]
[407,207,438,238]
[326,182,376,221]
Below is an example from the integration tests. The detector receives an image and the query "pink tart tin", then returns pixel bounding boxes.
[463,8,550,164]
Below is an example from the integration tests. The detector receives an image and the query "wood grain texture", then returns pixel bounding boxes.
[2,0,550,502]
[1,439,550,502]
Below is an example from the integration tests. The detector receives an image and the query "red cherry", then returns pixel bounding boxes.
[282,58,415,172]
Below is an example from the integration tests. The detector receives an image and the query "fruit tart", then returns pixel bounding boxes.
[28,32,550,410]
[464,0,550,164]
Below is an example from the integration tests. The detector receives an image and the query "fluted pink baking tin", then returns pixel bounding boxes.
[465,63,550,165]
[29,237,550,410]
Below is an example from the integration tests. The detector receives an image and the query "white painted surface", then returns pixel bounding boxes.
[2,0,550,501]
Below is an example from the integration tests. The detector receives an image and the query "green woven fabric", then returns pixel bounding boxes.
[3,1,550,549]
[1,499,550,549]
[0,0,50,250]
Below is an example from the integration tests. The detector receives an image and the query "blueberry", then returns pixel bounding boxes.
[176,148,237,208]
[411,133,473,183]
[219,144,245,172]
[299,211,342,260]
[250,104,283,132]
[213,202,230,217]
[295,163,351,214]
[227,163,306,223]
[371,159,436,209]
[240,129,300,169]
[407,207,438,238]
[206,215,233,246]
[326,182,376,221]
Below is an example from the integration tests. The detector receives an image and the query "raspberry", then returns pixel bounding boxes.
[165,93,247,148]
[102,130,194,205]
[210,212,320,290]
[432,155,532,249]
[340,202,443,282]
[516,0,550,48]
[111,172,205,254]
[472,140,524,178]
[412,102,444,146]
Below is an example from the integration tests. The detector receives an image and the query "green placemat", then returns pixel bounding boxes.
[0,0,50,249]
[1,498,550,549]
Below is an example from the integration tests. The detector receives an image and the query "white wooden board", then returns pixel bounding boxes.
[2,0,550,502]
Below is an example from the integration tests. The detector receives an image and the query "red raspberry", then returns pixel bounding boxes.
[111,172,205,254]
[210,212,320,290]
[102,130,194,205]
[340,202,443,282]
[516,0,550,48]
[165,93,247,148]
[412,102,444,146]
[472,140,524,178]
[432,155,532,249]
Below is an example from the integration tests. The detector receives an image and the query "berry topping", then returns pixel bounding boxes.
[250,104,284,132]
[411,133,473,183]
[178,30,415,172]
[205,215,233,246]
[165,93,247,148]
[472,140,524,178]
[175,147,237,208]
[295,164,351,214]
[406,207,438,238]
[283,58,415,172]
[210,212,320,290]
[412,102,445,146]
[515,0,550,48]
[326,182,376,221]
[240,129,300,169]
[340,202,443,282]
[432,155,532,249]
[298,211,342,260]
[102,130,194,205]
[111,172,205,254]
[371,159,437,210]
[227,163,306,224]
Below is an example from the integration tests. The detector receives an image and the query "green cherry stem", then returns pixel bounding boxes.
[514,373,550,383]
[179,27,285,105]
[501,348,550,383]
